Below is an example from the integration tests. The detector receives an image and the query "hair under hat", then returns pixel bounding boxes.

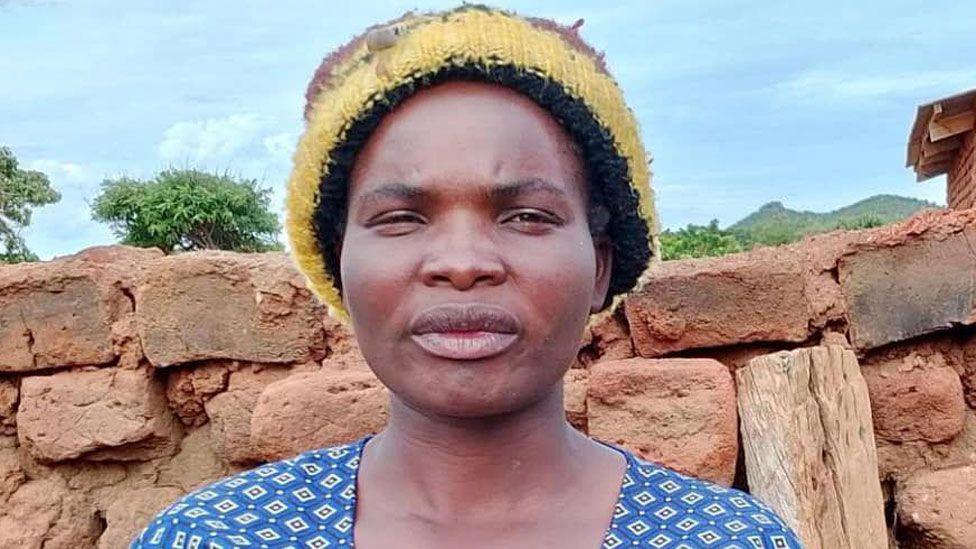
[285,4,660,329]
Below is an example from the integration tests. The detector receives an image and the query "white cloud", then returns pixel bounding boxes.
[154,119,299,241]
[26,158,89,182]
[262,132,296,164]
[158,114,271,163]
[777,68,976,103]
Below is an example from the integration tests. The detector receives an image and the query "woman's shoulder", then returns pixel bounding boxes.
[608,445,804,548]
[129,437,367,548]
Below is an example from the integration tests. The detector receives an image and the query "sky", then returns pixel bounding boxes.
[2,0,974,260]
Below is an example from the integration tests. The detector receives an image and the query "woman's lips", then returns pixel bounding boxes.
[410,331,519,360]
[408,303,521,360]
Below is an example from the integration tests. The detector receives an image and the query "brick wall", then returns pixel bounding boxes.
[948,131,976,209]
[4,208,976,547]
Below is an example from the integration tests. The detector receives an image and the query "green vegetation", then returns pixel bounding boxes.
[660,195,937,261]
[91,168,282,254]
[660,219,744,260]
[728,195,934,249]
[0,146,61,263]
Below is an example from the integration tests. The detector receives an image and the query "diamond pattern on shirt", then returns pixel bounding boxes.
[601,448,802,548]
[130,439,364,548]
[130,436,802,548]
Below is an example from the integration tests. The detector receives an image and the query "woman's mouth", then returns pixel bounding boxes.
[411,331,519,360]
[408,303,521,360]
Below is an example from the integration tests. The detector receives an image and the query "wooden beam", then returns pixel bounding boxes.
[918,150,955,169]
[906,105,932,167]
[929,103,975,142]
[917,160,951,182]
[920,134,962,159]
[907,141,921,168]
[737,346,887,549]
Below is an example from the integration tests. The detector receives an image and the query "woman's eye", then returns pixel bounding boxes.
[369,211,424,234]
[503,210,561,227]
[377,212,422,224]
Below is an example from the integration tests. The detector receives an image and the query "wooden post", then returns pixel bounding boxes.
[736,345,887,548]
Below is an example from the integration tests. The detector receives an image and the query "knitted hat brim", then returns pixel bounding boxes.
[285,6,660,330]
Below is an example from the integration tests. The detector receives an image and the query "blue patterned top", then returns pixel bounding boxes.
[132,435,802,548]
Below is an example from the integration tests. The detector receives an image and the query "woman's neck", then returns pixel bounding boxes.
[358,383,601,520]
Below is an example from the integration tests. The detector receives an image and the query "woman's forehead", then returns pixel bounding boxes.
[348,81,587,203]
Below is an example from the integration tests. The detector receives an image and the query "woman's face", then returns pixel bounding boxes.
[339,81,611,418]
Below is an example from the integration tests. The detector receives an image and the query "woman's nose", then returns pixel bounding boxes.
[418,217,507,290]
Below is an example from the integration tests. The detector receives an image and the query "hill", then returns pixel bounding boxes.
[659,194,941,261]
[727,194,940,248]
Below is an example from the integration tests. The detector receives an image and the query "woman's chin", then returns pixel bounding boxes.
[399,384,541,420]
[369,349,570,420]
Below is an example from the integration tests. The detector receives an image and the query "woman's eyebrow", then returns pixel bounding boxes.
[354,178,570,210]
[354,182,426,210]
[490,178,570,201]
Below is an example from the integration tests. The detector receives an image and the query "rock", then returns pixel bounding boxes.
[58,459,164,521]
[624,256,813,357]
[681,343,781,372]
[61,460,128,494]
[839,226,976,350]
[205,392,258,465]
[109,314,144,371]
[136,251,327,367]
[10,442,52,480]
[819,329,852,348]
[0,261,127,372]
[0,378,17,435]
[158,424,230,493]
[326,349,371,372]
[17,367,180,462]
[0,446,26,501]
[862,358,966,443]
[564,369,588,432]
[322,315,368,369]
[586,358,738,485]
[0,245,154,375]
[0,476,103,549]
[250,369,389,461]
[579,312,633,366]
[204,364,294,464]
[897,465,976,548]
[98,486,183,549]
[876,411,976,482]
[959,335,976,408]
[52,244,163,264]
[165,361,230,426]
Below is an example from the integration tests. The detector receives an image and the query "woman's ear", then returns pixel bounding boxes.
[333,241,344,306]
[591,234,613,314]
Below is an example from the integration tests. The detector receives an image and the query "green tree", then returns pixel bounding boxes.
[735,224,801,249]
[834,214,884,231]
[91,168,282,254]
[660,219,745,260]
[0,146,61,263]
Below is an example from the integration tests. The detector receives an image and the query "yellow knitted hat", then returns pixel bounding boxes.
[285,4,660,329]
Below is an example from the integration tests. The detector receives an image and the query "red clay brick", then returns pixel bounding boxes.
[587,358,738,485]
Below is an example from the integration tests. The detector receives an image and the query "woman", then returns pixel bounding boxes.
[133,6,801,548]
